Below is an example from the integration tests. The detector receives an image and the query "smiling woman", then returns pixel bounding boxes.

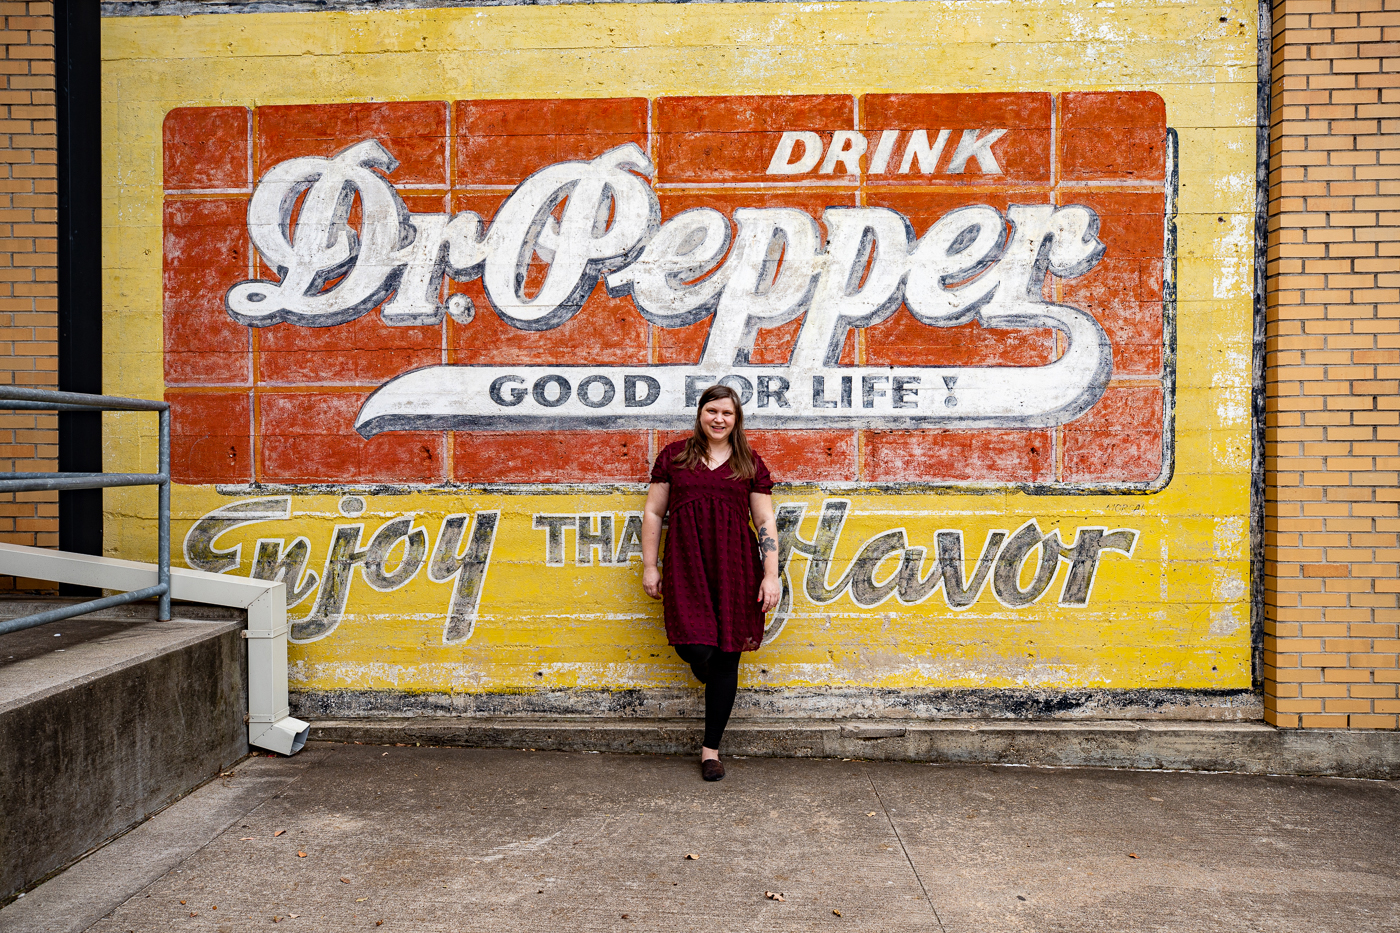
[640,384,781,781]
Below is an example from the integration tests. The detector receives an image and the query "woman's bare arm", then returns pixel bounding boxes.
[641,482,669,600]
[750,492,781,613]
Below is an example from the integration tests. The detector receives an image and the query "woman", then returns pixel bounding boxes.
[641,384,781,782]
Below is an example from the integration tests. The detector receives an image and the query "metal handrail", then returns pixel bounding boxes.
[0,386,170,633]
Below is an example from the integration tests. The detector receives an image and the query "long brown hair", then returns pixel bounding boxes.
[672,384,757,480]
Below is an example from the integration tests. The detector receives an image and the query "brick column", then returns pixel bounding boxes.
[1266,0,1400,728]
[0,0,56,591]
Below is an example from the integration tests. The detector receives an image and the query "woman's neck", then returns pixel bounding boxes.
[707,438,731,461]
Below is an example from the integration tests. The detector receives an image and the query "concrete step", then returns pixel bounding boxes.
[311,716,1400,780]
[0,604,248,903]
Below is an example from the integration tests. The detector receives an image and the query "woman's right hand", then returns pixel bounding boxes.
[643,566,662,600]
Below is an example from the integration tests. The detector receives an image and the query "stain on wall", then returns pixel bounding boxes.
[104,1,1259,719]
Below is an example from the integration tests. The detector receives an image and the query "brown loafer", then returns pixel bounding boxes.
[701,758,725,782]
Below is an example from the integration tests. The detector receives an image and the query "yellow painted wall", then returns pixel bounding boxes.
[101,1,1258,715]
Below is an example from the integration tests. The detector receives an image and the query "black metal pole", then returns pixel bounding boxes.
[56,0,104,590]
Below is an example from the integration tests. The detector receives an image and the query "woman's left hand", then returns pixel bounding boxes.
[757,573,781,613]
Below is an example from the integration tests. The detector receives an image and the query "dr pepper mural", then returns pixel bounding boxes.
[109,1,1257,720]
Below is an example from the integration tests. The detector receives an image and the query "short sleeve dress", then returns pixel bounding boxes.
[650,440,775,653]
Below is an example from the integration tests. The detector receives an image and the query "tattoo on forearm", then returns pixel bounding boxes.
[757,526,778,558]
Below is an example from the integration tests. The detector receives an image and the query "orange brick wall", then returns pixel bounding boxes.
[1265,0,1400,728]
[0,0,55,591]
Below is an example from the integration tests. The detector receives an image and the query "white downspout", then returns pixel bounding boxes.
[243,584,309,755]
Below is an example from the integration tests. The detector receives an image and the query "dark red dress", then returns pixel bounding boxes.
[651,440,775,653]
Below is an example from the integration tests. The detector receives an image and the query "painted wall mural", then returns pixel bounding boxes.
[106,1,1258,719]
[165,92,1173,489]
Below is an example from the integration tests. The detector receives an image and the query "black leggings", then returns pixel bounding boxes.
[673,644,742,751]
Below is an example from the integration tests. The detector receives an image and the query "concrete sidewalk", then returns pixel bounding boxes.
[4,743,1398,933]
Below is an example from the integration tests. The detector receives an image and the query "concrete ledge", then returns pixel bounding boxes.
[310,717,1400,780]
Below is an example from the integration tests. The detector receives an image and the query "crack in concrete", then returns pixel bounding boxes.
[867,768,946,932]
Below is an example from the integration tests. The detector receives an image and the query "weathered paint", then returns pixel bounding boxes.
[101,0,1259,718]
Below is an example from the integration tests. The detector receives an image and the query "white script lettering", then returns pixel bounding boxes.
[222,141,1126,435]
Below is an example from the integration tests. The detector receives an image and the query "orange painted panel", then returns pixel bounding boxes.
[257,101,449,186]
[1059,190,1166,376]
[452,431,651,483]
[1061,384,1165,483]
[654,95,855,184]
[454,98,648,186]
[166,391,253,484]
[259,391,446,483]
[163,106,249,191]
[1060,92,1167,182]
[747,430,857,482]
[163,197,251,386]
[863,429,1055,483]
[862,93,1052,184]
[656,429,855,482]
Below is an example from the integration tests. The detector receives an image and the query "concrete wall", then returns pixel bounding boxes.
[100,0,1261,721]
